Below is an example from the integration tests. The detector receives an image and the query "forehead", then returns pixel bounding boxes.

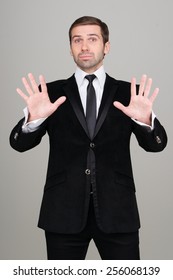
[71,25,102,38]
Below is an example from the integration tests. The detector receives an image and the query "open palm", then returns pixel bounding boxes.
[113,75,159,125]
[17,73,66,122]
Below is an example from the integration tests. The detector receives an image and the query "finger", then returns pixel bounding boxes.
[131,77,136,96]
[22,77,34,96]
[16,87,28,102]
[149,88,159,103]
[113,101,126,113]
[139,74,147,96]
[144,78,152,97]
[39,75,47,93]
[28,73,40,93]
[54,96,66,108]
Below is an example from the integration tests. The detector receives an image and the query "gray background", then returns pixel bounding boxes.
[1,0,172,259]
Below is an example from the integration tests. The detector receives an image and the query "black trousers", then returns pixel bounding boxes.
[45,197,140,260]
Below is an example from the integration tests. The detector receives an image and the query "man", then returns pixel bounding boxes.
[10,16,167,260]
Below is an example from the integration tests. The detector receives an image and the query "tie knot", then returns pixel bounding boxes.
[85,74,96,83]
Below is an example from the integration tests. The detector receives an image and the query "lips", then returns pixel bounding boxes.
[79,53,93,59]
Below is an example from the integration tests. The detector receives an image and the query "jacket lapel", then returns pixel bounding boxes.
[63,74,119,139]
[94,74,119,138]
[63,75,89,137]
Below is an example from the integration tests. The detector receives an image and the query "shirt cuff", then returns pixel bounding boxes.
[132,111,156,131]
[22,107,47,133]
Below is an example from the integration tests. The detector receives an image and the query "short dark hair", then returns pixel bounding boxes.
[69,16,109,44]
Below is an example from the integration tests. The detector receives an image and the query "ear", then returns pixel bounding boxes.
[104,41,110,55]
[70,48,73,56]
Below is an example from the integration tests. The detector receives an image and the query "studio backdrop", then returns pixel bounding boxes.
[0,0,172,259]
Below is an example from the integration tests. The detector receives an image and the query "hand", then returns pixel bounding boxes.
[17,73,66,121]
[113,74,159,125]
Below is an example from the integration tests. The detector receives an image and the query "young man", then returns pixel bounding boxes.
[10,16,167,259]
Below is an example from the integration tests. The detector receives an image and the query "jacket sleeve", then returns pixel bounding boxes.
[9,118,47,152]
[133,117,168,152]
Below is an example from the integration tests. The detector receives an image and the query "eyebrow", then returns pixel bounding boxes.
[87,34,100,37]
[72,34,100,40]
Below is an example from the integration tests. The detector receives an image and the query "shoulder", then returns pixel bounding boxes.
[106,74,132,105]
[46,75,75,101]
[46,77,71,89]
[106,73,131,88]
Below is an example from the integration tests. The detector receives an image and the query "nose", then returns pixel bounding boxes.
[81,40,89,52]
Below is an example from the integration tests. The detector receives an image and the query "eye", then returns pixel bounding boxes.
[73,38,82,44]
[89,37,97,42]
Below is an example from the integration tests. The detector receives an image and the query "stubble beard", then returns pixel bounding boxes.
[74,53,104,72]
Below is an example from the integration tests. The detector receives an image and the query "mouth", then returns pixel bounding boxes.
[79,53,93,60]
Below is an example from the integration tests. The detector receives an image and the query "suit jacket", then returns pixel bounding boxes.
[10,74,167,234]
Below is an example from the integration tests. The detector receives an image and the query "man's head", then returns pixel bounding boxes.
[69,16,110,73]
[69,16,109,45]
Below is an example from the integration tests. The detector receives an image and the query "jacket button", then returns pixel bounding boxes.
[85,169,91,175]
[156,136,162,144]
[14,132,19,140]
[90,142,95,148]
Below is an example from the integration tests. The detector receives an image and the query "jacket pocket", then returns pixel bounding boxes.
[44,171,66,191]
[114,171,135,191]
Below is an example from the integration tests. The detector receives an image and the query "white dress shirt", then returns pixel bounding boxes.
[22,67,155,132]
[75,65,106,116]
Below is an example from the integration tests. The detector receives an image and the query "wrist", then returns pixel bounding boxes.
[136,114,152,126]
[28,114,39,122]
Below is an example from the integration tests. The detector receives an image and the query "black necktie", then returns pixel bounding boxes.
[85,74,96,139]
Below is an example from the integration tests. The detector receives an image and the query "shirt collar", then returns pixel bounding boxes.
[74,66,106,88]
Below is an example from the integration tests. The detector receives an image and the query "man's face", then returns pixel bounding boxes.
[70,25,110,73]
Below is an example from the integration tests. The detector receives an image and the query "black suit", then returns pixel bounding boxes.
[10,74,167,237]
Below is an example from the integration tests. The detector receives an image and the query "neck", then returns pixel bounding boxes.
[79,64,103,74]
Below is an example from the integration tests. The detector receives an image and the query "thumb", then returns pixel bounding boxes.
[54,96,66,109]
[113,101,126,113]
